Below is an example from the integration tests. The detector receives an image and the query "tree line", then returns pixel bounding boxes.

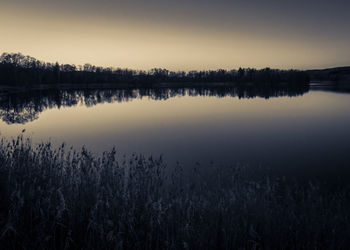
[0,52,310,87]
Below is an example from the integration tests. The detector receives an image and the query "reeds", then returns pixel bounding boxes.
[0,136,349,249]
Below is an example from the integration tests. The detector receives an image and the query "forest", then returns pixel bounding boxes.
[0,53,310,87]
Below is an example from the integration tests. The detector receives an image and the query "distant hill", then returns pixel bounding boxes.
[306,66,350,84]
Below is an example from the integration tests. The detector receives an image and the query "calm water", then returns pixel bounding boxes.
[1,86,350,170]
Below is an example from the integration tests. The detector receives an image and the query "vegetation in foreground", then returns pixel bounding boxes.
[0,136,350,249]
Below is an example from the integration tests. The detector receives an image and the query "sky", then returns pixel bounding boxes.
[1,0,350,70]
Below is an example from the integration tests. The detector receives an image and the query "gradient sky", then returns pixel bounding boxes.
[1,0,350,70]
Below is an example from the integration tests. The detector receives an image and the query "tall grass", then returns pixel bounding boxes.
[0,136,349,249]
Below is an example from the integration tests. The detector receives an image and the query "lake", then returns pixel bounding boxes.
[1,85,350,171]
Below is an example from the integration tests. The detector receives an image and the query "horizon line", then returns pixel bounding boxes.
[1,51,349,73]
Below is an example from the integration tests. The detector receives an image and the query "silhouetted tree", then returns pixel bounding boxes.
[0,52,310,87]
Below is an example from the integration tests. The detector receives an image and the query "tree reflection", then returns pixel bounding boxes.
[0,85,309,124]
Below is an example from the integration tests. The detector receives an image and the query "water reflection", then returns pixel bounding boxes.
[0,85,349,171]
[0,85,309,124]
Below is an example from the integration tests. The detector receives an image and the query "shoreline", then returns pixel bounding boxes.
[0,81,312,94]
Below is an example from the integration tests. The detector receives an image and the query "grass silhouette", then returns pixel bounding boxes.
[0,135,349,249]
